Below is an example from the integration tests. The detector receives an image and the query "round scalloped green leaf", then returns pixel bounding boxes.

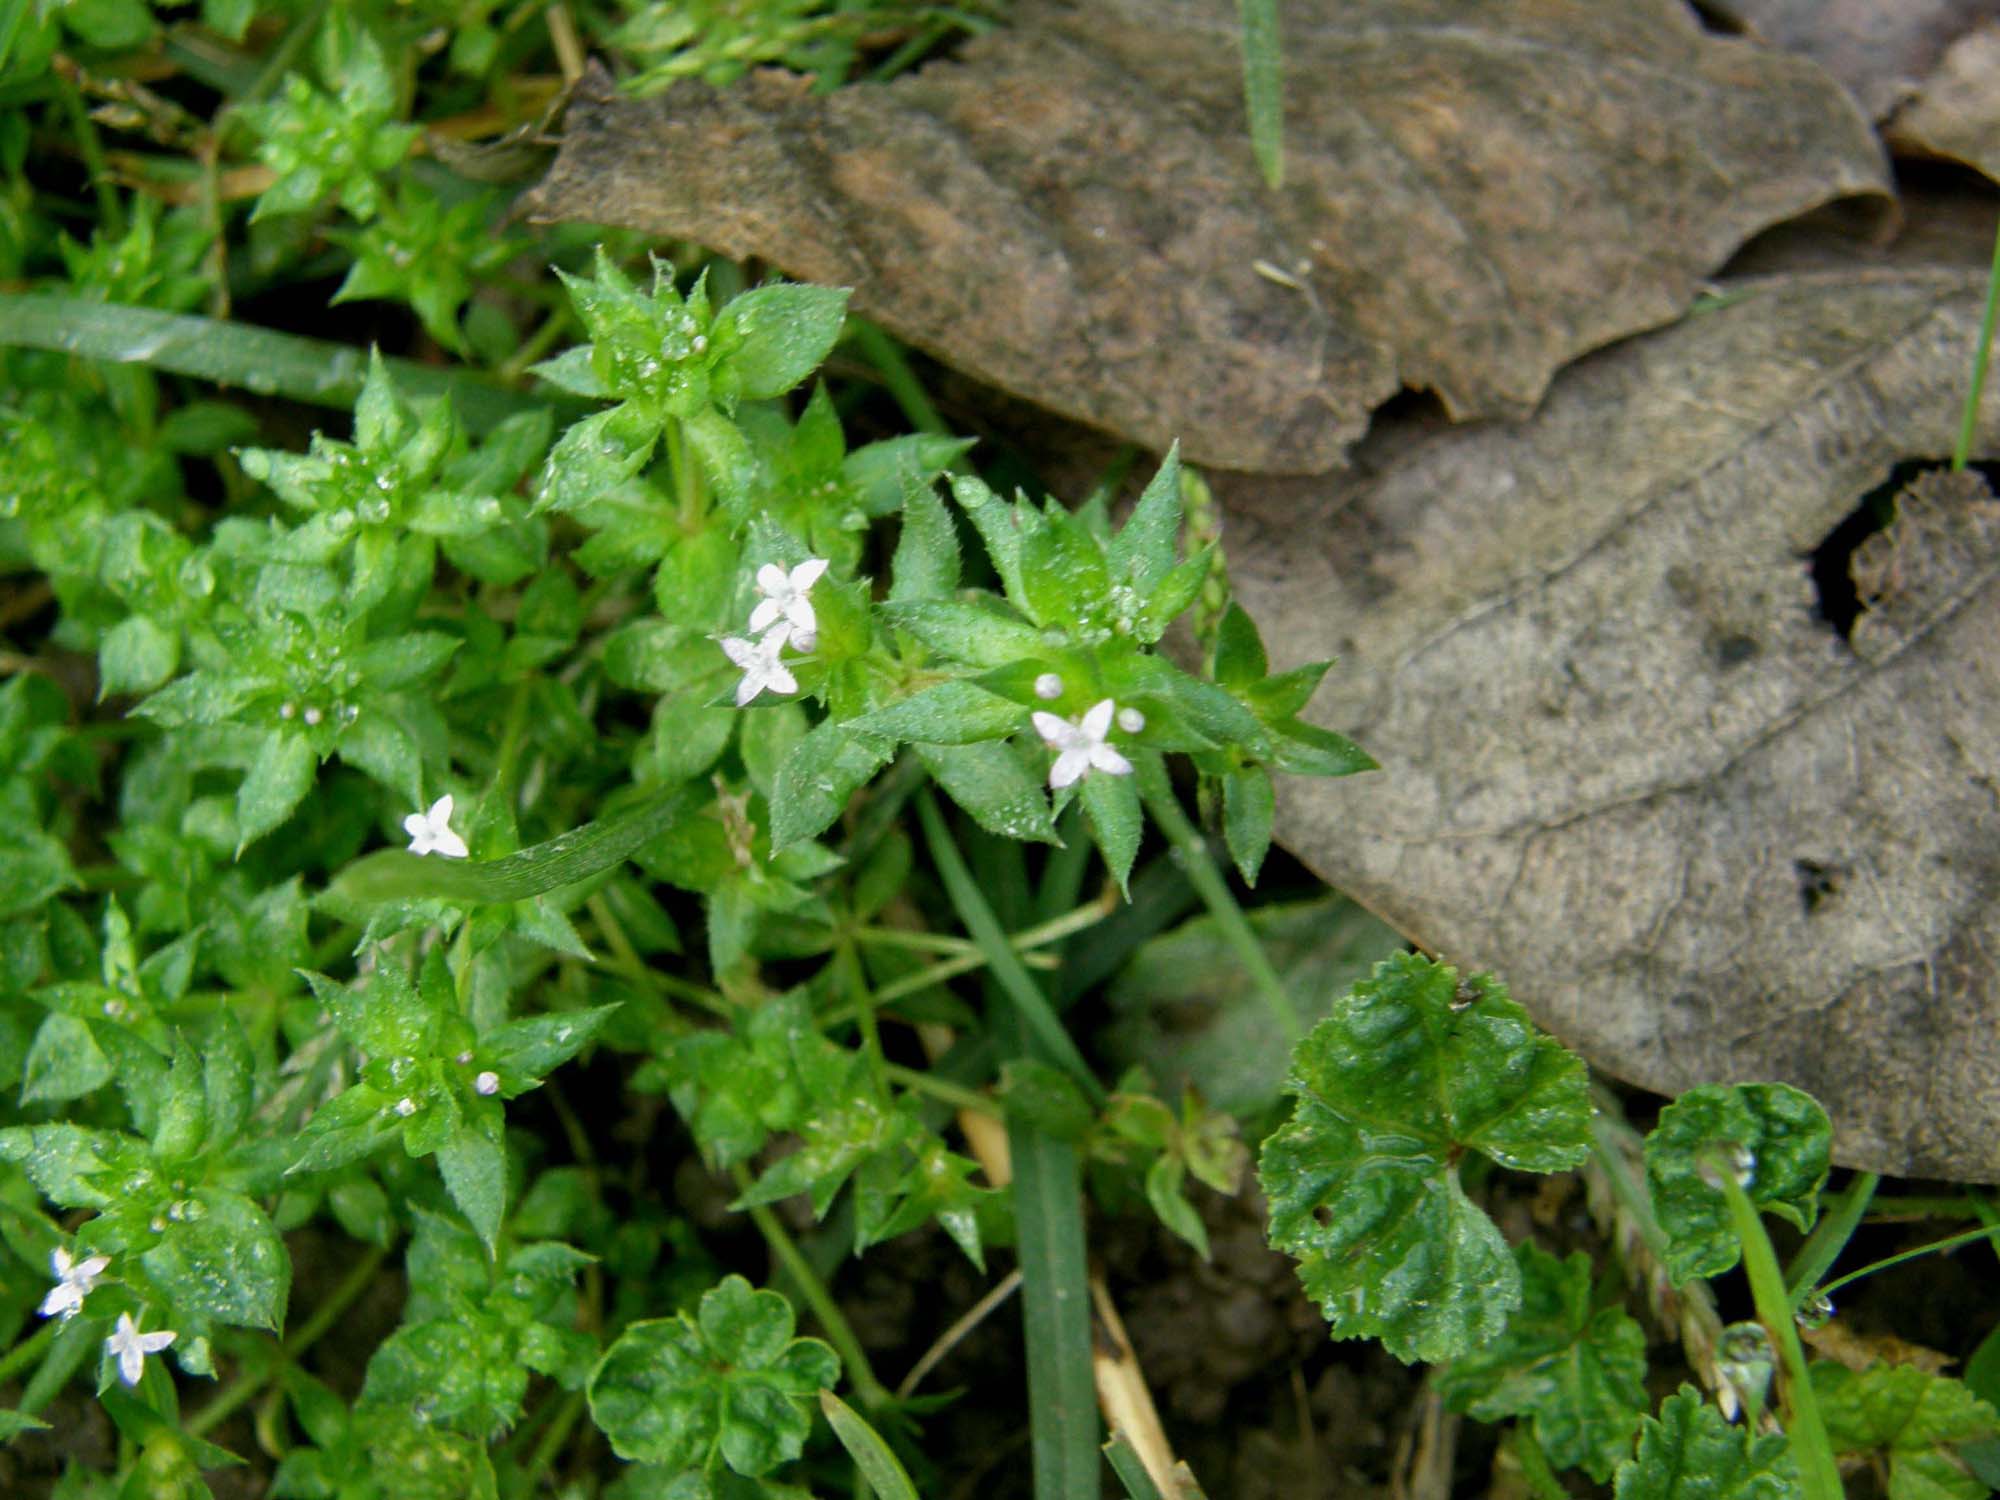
[587,1275,839,1476]
[1613,1387,1799,1500]
[1643,1083,1830,1286]
[1259,953,1592,1363]
[1436,1243,1649,1480]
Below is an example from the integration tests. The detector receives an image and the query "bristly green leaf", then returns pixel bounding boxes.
[1436,1244,1650,1480]
[1260,953,1592,1362]
[1078,767,1142,895]
[0,294,557,434]
[917,741,1058,845]
[1613,1387,1799,1500]
[890,473,962,602]
[318,780,702,914]
[1221,764,1275,884]
[716,283,851,400]
[771,719,896,851]
[1643,1083,1831,1286]
[1105,446,1183,604]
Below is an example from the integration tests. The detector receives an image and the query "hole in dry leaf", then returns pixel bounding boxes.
[1680,0,1747,36]
[1807,459,1934,640]
[1794,858,1844,915]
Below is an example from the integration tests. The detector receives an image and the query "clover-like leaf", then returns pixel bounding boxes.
[1613,1386,1799,1500]
[1436,1243,1649,1480]
[587,1274,840,1476]
[1260,953,1592,1363]
[1643,1083,1830,1286]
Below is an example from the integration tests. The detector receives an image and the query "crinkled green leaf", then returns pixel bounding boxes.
[1816,1362,1999,1500]
[363,1313,525,1440]
[587,1274,840,1475]
[1613,1387,1799,1500]
[1643,1083,1830,1285]
[1436,1244,1649,1480]
[1260,953,1592,1363]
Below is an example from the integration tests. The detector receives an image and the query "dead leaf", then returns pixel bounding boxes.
[1886,21,2000,184]
[523,0,1888,474]
[1707,0,2000,120]
[1223,268,2000,1181]
[1802,1319,1958,1375]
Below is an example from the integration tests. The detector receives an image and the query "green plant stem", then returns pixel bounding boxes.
[522,1390,586,1489]
[1813,1220,2000,1303]
[882,1060,996,1115]
[1716,1169,1841,1500]
[850,319,951,443]
[915,789,1105,1105]
[585,891,730,1018]
[56,68,123,239]
[1786,1170,1877,1308]
[187,1243,390,1438]
[1133,754,1301,1039]
[0,1319,58,1385]
[1952,213,2000,472]
[1507,1426,1568,1500]
[729,1163,891,1413]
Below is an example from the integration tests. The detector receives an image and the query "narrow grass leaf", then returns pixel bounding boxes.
[820,1389,920,1500]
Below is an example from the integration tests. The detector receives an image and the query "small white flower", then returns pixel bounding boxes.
[474,1071,501,1096]
[105,1312,175,1386]
[403,795,468,859]
[1033,672,1064,701]
[1115,706,1146,734]
[39,1247,110,1320]
[393,1096,418,1117]
[721,624,798,706]
[748,559,829,650]
[1031,699,1133,790]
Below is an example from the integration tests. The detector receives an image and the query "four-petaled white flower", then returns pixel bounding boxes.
[105,1312,175,1386]
[1031,699,1133,790]
[749,559,828,651]
[404,795,468,859]
[721,624,798,706]
[40,1246,110,1320]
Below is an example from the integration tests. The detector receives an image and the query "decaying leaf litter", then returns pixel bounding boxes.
[528,0,2000,1180]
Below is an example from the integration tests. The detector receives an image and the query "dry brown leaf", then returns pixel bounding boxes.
[1708,0,2000,119]
[1223,268,2000,1181]
[1803,1318,1958,1374]
[523,0,1888,473]
[1886,22,2000,183]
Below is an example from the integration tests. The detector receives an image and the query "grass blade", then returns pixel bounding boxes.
[0,294,570,435]
[820,1389,920,1500]
[1104,1431,1164,1500]
[1237,0,1284,189]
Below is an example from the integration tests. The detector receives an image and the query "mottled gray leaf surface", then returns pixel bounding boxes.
[523,0,1887,473]
[1226,270,2000,1179]
[1709,0,2000,119]
[1885,22,2000,184]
